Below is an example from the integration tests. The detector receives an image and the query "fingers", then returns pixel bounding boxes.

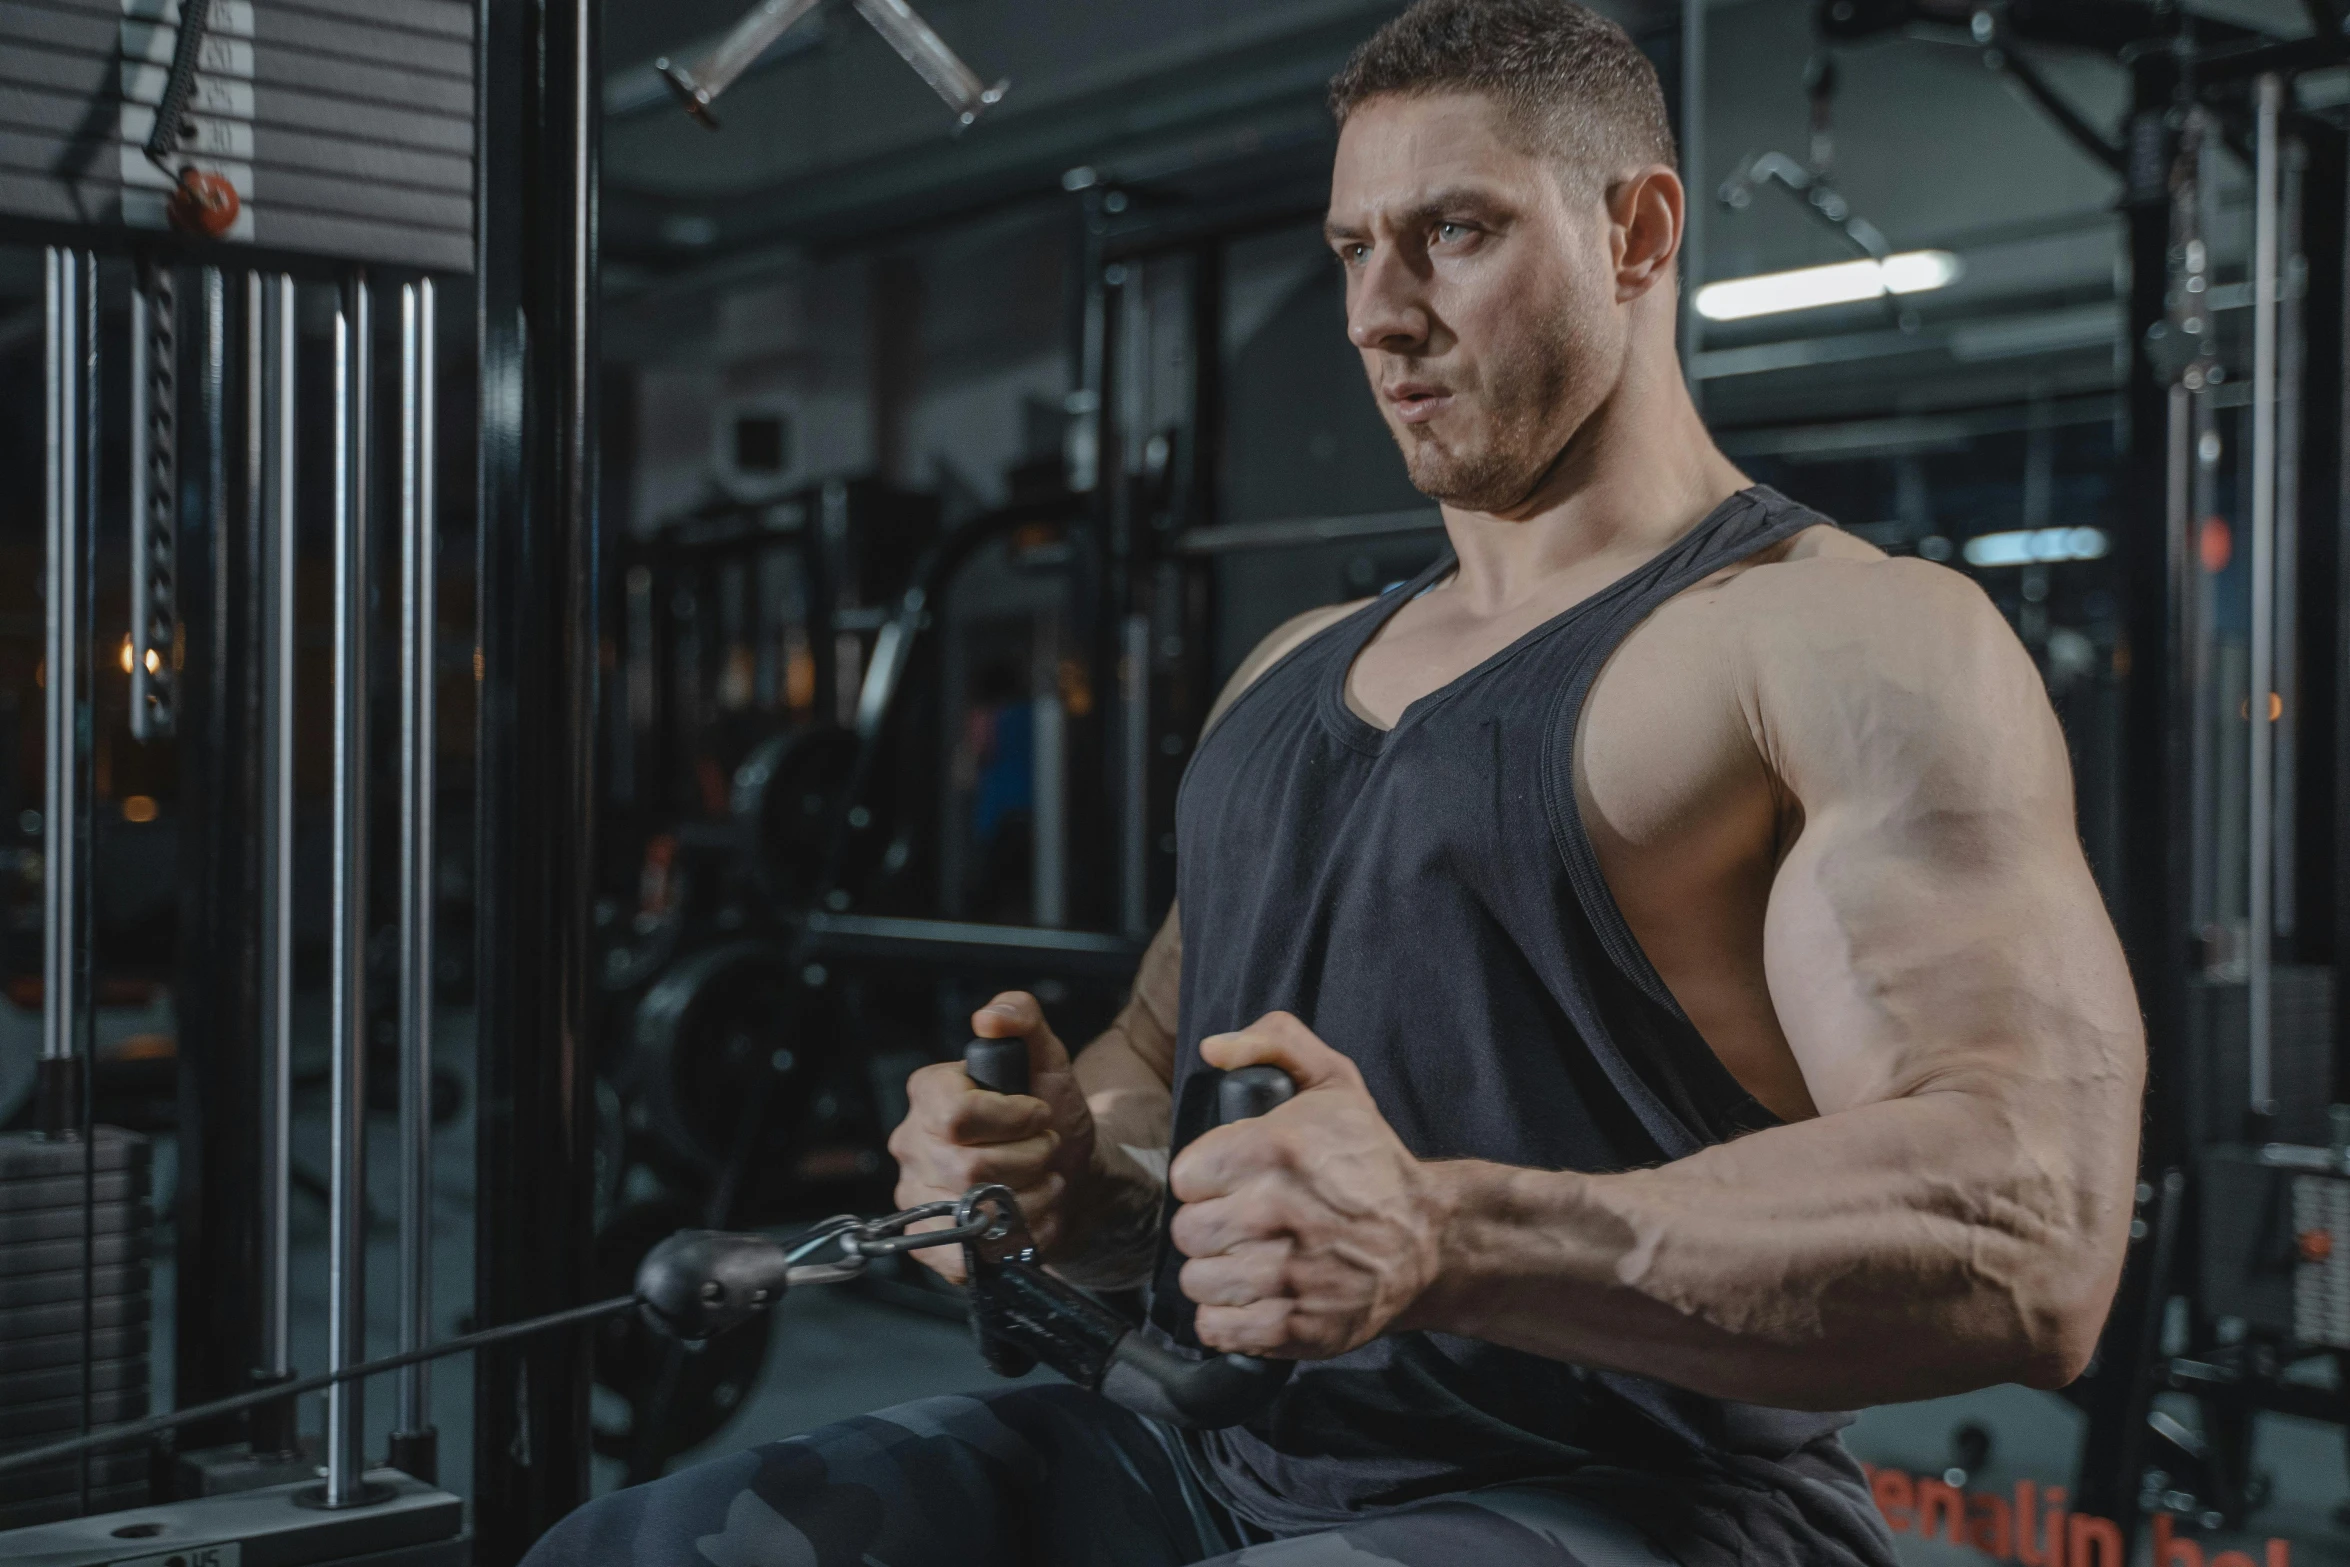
[970,991,1074,1082]
[887,1113,1061,1195]
[898,1060,1053,1145]
[1191,1300,1304,1359]
[1176,1239,1290,1307]
[1196,1011,1363,1093]
[1168,1116,1296,1204]
[1166,1185,1281,1259]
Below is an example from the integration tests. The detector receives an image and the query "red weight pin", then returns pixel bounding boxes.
[166,167,240,239]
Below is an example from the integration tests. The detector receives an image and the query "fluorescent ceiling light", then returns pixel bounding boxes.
[1961,527,2109,568]
[1694,251,1962,322]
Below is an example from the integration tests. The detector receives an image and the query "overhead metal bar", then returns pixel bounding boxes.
[654,0,1002,129]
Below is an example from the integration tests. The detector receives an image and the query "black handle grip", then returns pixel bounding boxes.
[1217,1064,1295,1124]
[964,1036,1030,1097]
[1157,1061,1296,1422]
[960,1040,1300,1430]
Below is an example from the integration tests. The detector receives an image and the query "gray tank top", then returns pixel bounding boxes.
[1155,486,1898,1565]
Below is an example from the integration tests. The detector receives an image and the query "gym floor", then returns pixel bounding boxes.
[134,1004,2349,1564]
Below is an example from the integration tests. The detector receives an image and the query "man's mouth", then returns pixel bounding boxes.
[1385,383,1453,426]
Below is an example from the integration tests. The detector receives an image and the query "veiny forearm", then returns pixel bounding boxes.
[1409,1080,2134,1410]
[1049,912,1182,1287]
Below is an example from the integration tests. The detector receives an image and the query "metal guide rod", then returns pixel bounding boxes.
[327,271,375,1508]
[2247,74,2280,1119]
[395,278,439,1455]
[258,271,297,1387]
[41,248,94,1095]
[2272,138,2305,939]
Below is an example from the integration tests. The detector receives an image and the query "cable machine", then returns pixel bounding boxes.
[0,0,605,1556]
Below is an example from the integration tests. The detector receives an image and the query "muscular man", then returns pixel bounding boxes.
[529,2,2142,1562]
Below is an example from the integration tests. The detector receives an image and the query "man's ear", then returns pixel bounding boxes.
[1609,166,1684,303]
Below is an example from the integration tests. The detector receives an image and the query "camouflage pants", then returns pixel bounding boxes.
[523,1384,1681,1567]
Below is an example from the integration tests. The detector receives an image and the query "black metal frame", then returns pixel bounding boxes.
[469,0,605,1553]
[171,261,270,1443]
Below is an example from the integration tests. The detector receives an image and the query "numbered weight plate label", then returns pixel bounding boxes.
[112,1545,241,1567]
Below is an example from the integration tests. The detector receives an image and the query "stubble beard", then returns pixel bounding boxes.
[1388,307,1601,515]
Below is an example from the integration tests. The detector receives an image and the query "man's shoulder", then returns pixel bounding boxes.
[1711,540,2005,655]
[1699,542,2056,796]
[1634,525,2011,696]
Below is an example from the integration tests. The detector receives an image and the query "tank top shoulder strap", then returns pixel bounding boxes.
[1200,549,1459,747]
[1543,485,1834,1027]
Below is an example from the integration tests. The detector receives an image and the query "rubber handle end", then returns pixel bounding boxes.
[965,1036,1030,1097]
[1217,1064,1295,1125]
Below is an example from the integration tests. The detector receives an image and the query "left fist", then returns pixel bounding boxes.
[1169,1013,1450,1360]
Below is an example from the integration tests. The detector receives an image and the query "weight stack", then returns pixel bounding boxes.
[0,1129,153,1530]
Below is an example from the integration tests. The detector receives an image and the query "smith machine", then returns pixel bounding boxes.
[1822,0,2350,1545]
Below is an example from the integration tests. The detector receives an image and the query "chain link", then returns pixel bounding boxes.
[778,1198,1000,1286]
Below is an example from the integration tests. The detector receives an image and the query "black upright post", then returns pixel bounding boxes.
[472,0,602,1554]
[2072,45,2191,1535]
[174,267,267,1442]
[2291,123,2343,1031]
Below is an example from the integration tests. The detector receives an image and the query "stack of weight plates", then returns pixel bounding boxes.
[0,1129,152,1529]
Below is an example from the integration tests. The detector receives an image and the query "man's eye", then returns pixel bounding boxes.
[1435,222,1470,245]
[1339,243,1370,266]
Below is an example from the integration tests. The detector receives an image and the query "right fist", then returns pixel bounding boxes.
[886,992,1097,1281]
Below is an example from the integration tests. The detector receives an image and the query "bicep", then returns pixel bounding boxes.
[1754,570,2140,1120]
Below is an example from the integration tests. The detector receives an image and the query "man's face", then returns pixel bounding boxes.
[1326,93,1625,513]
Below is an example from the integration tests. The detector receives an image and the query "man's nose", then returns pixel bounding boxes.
[1347,248,1430,354]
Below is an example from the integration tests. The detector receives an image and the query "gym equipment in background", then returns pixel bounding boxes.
[0,1049,1297,1563]
[655,0,1008,131]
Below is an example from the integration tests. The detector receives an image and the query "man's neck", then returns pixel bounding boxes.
[1435,347,1747,615]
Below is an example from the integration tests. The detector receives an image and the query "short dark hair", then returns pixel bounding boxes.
[1329,0,1677,188]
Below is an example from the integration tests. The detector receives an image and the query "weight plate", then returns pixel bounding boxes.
[0,1325,145,1375]
[623,941,820,1182]
[0,1265,144,1308]
[0,1384,149,1435]
[0,1291,148,1341]
[0,1446,147,1505]
[0,1232,150,1277]
[0,1354,145,1406]
[0,1200,149,1244]
[0,1480,150,1530]
[731,725,861,907]
[0,1129,148,1180]
[590,1196,773,1472]
[0,1170,145,1209]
